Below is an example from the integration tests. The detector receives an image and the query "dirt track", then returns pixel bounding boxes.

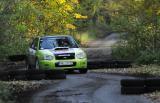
[29,72,152,103]
[87,33,119,48]
[84,33,119,61]
[25,33,152,103]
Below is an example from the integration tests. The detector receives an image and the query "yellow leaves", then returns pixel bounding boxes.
[74,13,88,19]
[28,0,81,33]
[107,1,122,11]
[147,25,152,29]
[58,0,66,4]
[157,10,160,15]
[64,5,73,11]
[144,24,154,32]
[134,0,144,2]
[70,0,79,4]
[45,12,52,18]
[66,24,76,29]
[55,0,78,4]
[134,0,140,1]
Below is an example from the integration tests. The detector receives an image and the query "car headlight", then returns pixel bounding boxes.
[43,55,54,60]
[76,52,86,59]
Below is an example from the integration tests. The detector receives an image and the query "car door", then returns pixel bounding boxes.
[28,38,39,66]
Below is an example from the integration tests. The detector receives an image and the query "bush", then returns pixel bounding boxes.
[112,42,140,60]
[113,44,160,65]
[136,51,160,65]
[0,36,29,59]
[0,82,15,103]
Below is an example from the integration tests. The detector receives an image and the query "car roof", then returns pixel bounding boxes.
[40,35,72,39]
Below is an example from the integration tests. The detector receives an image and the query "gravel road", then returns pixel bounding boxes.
[84,33,120,61]
[87,33,119,48]
[29,72,152,103]
[19,33,152,103]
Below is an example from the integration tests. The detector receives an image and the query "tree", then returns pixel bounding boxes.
[105,0,160,64]
[0,0,81,57]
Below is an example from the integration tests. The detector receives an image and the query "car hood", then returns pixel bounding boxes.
[39,48,85,55]
[52,48,83,54]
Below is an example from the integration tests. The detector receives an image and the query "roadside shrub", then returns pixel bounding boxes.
[0,40,28,59]
[112,42,140,60]
[0,82,15,103]
[136,51,160,65]
[113,44,160,65]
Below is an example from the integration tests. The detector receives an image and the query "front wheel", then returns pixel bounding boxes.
[26,63,32,70]
[25,59,32,70]
[79,69,88,74]
[35,59,40,70]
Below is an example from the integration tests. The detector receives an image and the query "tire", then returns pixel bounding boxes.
[121,79,145,87]
[109,62,114,68]
[25,58,32,70]
[27,74,46,80]
[35,59,40,70]
[145,78,160,93]
[145,78,160,87]
[79,69,88,74]
[8,55,26,62]
[45,70,66,79]
[67,70,74,74]
[26,63,32,70]
[121,87,146,95]
[0,71,9,81]
[146,87,160,93]
[26,70,45,80]
[8,70,27,81]
[26,70,45,74]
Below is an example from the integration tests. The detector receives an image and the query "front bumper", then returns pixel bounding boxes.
[39,58,87,70]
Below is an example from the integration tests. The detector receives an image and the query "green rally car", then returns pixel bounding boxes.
[26,35,88,73]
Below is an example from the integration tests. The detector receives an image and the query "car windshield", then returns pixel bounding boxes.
[39,36,79,49]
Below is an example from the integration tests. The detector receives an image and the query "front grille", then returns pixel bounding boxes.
[55,53,75,60]
[55,62,76,67]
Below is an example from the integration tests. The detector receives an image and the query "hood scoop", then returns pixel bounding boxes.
[54,47,69,51]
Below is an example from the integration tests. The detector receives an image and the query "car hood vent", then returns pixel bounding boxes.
[54,47,69,51]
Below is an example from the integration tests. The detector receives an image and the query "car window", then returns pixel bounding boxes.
[30,38,39,50]
[39,39,56,49]
[39,37,78,50]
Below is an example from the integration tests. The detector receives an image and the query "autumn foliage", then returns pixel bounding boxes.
[0,0,88,57]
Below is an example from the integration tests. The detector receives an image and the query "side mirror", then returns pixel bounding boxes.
[34,46,37,50]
